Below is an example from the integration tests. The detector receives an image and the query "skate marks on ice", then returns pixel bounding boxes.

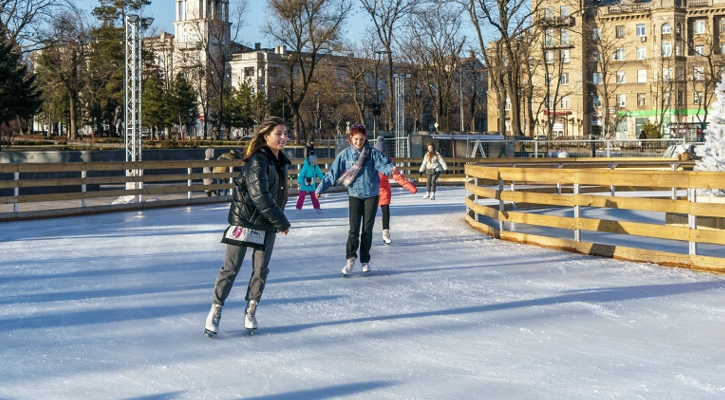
[253,280,722,336]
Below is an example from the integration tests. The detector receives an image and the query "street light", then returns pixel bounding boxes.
[373,50,390,137]
[429,84,439,131]
[392,73,411,157]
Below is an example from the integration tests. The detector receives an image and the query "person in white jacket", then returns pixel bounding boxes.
[418,142,448,200]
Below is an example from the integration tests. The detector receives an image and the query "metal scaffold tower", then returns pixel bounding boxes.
[125,15,143,163]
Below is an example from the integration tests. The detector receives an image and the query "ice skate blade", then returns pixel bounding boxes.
[204,328,216,338]
[246,328,257,335]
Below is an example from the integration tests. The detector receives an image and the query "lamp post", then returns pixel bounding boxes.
[429,84,439,131]
[124,14,153,199]
[392,73,411,157]
[373,50,390,137]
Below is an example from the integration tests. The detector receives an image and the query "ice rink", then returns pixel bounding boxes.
[1,187,724,399]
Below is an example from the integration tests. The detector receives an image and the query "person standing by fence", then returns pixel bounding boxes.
[419,142,449,200]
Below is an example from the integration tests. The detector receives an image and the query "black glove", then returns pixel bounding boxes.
[419,172,424,177]
[445,170,450,174]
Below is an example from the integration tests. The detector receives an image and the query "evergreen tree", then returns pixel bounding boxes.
[0,26,42,138]
[695,71,725,196]
[170,73,198,138]
[142,74,169,139]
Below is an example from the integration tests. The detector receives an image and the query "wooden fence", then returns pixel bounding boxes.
[463,158,725,273]
[0,156,488,221]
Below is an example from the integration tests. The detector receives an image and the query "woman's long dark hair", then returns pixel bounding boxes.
[243,116,286,162]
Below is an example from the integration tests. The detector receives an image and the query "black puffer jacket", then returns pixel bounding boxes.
[228,146,291,233]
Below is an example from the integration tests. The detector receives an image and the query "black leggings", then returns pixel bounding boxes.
[426,172,440,193]
[380,204,390,230]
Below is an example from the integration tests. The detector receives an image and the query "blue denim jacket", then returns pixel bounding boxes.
[316,145,394,199]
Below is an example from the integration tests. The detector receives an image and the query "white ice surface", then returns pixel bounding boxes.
[1,187,725,399]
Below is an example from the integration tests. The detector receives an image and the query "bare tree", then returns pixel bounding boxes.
[686,20,723,126]
[0,0,73,51]
[455,0,538,136]
[264,0,353,143]
[359,0,420,130]
[34,12,90,140]
[403,4,466,131]
[187,0,248,140]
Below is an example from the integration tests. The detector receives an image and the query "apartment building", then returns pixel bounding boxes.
[489,0,722,139]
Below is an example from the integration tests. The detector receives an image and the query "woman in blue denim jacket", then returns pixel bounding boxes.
[316,124,396,276]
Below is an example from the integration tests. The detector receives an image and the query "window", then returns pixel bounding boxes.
[721,19,725,32]
[663,92,671,105]
[593,72,602,85]
[662,23,672,34]
[560,50,570,63]
[544,6,553,18]
[561,73,569,85]
[560,29,569,45]
[545,51,554,64]
[637,93,646,106]
[593,28,601,41]
[616,25,625,38]
[560,6,569,18]
[546,74,552,85]
[561,96,570,108]
[505,97,511,111]
[677,67,684,81]
[637,69,647,83]
[678,91,684,105]
[593,95,601,108]
[637,47,646,60]
[663,67,672,81]
[592,51,600,62]
[721,43,725,55]
[615,47,625,60]
[694,91,703,105]
[695,45,705,56]
[662,42,672,57]
[676,42,683,56]
[178,1,185,21]
[244,67,255,78]
[616,94,626,107]
[616,71,626,84]
[636,24,646,37]
[695,20,706,34]
[545,30,554,46]
[694,66,705,80]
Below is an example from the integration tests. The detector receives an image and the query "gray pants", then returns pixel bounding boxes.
[212,231,277,306]
[426,172,440,193]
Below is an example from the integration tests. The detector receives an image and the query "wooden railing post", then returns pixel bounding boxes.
[187,167,192,199]
[574,183,580,242]
[81,169,87,208]
[498,175,505,232]
[688,188,697,256]
[13,172,19,213]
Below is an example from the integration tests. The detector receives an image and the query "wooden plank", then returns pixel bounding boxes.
[465,215,724,272]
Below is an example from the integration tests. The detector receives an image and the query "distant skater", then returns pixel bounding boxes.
[296,153,324,213]
[204,117,291,337]
[316,124,396,276]
[374,136,417,244]
[419,142,449,200]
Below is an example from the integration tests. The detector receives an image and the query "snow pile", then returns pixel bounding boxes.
[695,71,725,195]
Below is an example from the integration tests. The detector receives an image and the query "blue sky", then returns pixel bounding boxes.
[73,0,364,48]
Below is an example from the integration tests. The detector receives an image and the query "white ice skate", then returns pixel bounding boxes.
[430,193,436,200]
[342,257,356,277]
[422,192,430,199]
[362,263,371,273]
[204,303,222,338]
[382,229,392,245]
[245,299,258,332]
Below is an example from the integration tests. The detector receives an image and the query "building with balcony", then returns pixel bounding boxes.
[488,0,723,139]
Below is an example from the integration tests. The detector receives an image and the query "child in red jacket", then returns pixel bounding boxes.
[374,137,418,244]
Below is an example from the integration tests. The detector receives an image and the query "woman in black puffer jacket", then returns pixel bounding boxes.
[205,117,291,336]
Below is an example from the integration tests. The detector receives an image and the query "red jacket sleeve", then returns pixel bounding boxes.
[391,171,418,194]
